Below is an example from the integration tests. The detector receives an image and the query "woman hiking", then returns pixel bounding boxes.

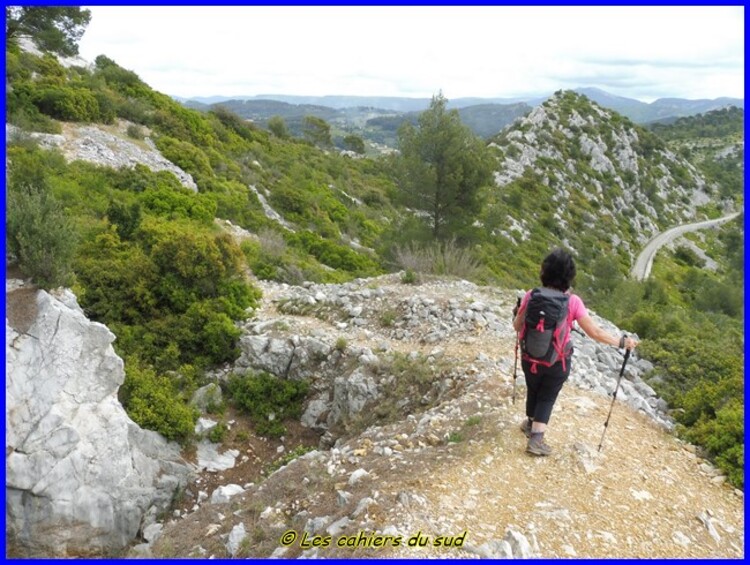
[512,248,638,456]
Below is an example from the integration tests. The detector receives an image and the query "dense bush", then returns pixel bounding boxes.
[677,378,744,488]
[6,181,76,289]
[228,372,309,438]
[289,230,380,276]
[75,215,259,372]
[119,358,198,444]
[74,230,159,323]
[139,186,216,224]
[6,86,63,132]
[155,136,213,180]
[32,85,101,122]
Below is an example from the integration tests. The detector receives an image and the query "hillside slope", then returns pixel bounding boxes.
[144,275,744,559]
[479,90,720,283]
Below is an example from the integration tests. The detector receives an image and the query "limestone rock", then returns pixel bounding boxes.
[190,383,223,412]
[504,528,536,558]
[196,441,240,472]
[6,288,193,556]
[328,367,380,427]
[210,484,245,505]
[348,468,370,486]
[226,523,247,557]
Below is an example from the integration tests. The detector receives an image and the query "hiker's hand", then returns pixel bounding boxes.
[512,292,524,319]
[624,337,638,350]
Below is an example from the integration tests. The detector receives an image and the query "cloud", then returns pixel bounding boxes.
[78,5,744,101]
[580,56,743,70]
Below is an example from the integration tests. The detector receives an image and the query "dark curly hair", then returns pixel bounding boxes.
[540,248,576,292]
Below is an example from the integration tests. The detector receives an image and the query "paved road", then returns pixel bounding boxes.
[631,212,741,280]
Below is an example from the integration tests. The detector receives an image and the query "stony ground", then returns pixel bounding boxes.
[146,274,744,559]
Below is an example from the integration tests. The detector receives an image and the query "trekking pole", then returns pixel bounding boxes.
[597,347,632,452]
[511,296,522,404]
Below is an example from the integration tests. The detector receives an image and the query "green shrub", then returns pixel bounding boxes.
[117,96,152,124]
[379,309,397,327]
[175,300,242,366]
[139,186,216,224]
[74,229,159,323]
[106,200,142,240]
[155,136,213,179]
[126,123,145,139]
[32,85,100,122]
[75,217,259,371]
[465,415,482,427]
[92,90,117,124]
[119,358,198,444]
[6,87,63,133]
[228,372,309,438]
[673,245,705,268]
[6,181,76,289]
[677,378,744,488]
[401,269,419,285]
[265,445,315,474]
[289,230,380,275]
[207,422,228,444]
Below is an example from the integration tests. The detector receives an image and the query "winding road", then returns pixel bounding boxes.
[631,211,741,280]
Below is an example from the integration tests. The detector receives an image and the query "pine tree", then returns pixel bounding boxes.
[396,93,493,241]
[6,7,91,57]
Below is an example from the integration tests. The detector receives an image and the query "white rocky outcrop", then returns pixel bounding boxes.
[248,184,295,231]
[238,277,672,434]
[6,282,194,556]
[6,122,198,192]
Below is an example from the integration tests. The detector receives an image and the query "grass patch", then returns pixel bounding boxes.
[343,352,449,434]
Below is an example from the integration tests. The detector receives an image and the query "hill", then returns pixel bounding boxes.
[176,94,535,112]
[479,89,717,288]
[179,91,743,120]
[574,87,743,123]
[185,98,532,148]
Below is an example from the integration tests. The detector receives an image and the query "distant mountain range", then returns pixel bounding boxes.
[176,94,539,112]
[176,88,743,148]
[175,87,742,125]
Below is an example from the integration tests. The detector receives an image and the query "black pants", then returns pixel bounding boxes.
[522,358,571,425]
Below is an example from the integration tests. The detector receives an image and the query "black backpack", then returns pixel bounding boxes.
[520,287,573,371]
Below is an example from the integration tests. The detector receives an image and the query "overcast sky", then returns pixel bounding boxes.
[77,6,744,103]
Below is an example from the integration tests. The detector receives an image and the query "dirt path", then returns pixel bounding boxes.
[376,377,744,558]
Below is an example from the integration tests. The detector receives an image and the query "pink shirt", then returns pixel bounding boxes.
[519,289,588,326]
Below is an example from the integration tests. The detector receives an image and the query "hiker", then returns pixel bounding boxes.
[512,248,638,456]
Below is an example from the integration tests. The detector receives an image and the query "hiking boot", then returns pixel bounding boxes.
[526,435,552,456]
[520,418,532,438]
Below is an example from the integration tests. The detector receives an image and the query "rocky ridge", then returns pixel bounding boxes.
[489,91,713,254]
[145,274,742,558]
